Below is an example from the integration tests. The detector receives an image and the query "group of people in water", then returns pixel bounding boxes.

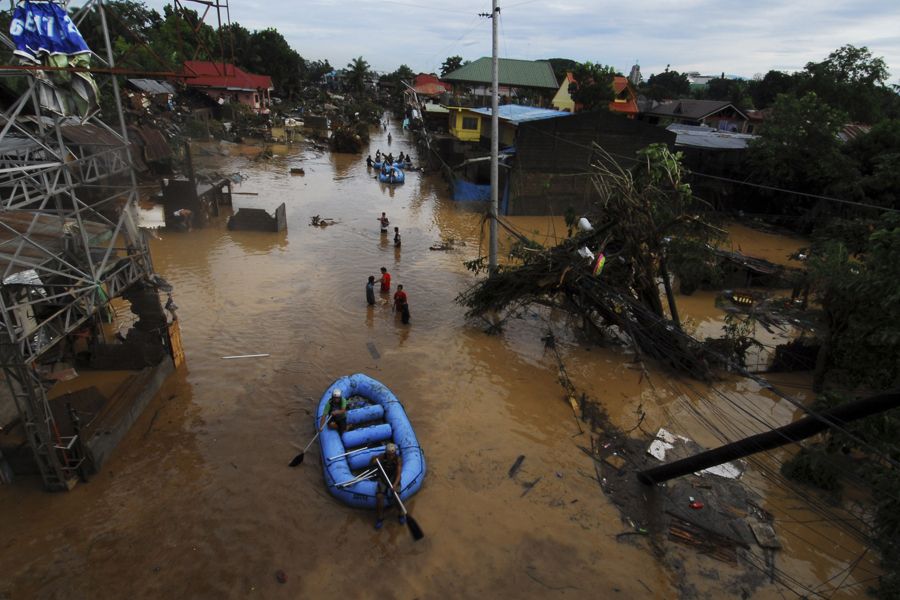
[366,212,409,325]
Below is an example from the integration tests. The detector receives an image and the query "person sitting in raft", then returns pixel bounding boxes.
[366,155,373,168]
[371,442,403,530]
[320,389,349,434]
[387,153,394,165]
[397,151,405,163]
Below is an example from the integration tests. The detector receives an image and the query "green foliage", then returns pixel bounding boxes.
[641,69,691,100]
[747,70,797,109]
[800,45,899,122]
[546,57,579,85]
[589,144,723,316]
[345,56,371,97]
[440,56,464,77]
[807,215,900,390]
[696,77,753,109]
[570,62,616,111]
[748,92,851,203]
[837,119,900,210]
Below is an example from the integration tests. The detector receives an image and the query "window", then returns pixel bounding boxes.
[462,116,478,130]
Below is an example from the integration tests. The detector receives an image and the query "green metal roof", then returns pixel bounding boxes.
[442,58,558,90]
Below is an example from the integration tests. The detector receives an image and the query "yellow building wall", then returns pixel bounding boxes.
[448,109,482,142]
[551,80,575,112]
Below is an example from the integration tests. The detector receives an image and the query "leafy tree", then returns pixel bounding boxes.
[799,45,899,122]
[390,64,415,85]
[304,59,333,84]
[700,77,753,108]
[835,119,900,210]
[440,55,464,77]
[245,28,304,99]
[806,44,889,87]
[747,70,797,109]
[570,62,616,111]
[345,56,372,97]
[787,215,900,599]
[546,57,578,85]
[747,92,851,206]
[642,68,691,100]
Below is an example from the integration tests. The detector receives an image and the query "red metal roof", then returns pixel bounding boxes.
[414,73,451,93]
[413,82,448,97]
[182,61,273,91]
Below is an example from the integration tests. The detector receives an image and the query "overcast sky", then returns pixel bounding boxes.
[142,0,900,82]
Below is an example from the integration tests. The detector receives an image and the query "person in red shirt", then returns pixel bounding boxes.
[378,267,391,292]
[393,285,410,324]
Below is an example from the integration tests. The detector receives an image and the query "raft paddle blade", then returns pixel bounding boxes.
[289,453,304,467]
[407,515,424,541]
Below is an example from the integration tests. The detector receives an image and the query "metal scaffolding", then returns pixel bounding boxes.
[0,0,156,490]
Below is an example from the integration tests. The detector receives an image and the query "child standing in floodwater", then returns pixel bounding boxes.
[393,227,401,248]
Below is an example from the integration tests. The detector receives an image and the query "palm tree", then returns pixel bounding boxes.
[345,56,371,96]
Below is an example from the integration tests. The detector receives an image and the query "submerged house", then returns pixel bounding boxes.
[441,58,558,107]
[181,61,274,115]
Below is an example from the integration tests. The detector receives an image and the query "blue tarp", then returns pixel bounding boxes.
[451,178,509,215]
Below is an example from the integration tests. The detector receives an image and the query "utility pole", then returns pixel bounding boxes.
[488,1,500,272]
[637,390,899,485]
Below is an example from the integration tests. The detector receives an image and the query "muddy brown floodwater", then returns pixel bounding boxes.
[0,121,878,599]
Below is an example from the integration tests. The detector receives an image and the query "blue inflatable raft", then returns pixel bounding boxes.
[317,373,425,508]
[378,168,405,184]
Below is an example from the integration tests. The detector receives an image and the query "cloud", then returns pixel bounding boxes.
[134,0,900,80]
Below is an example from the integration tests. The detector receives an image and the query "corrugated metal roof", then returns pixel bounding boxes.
[469,104,570,125]
[60,124,123,147]
[182,61,273,91]
[423,104,449,114]
[667,124,756,149]
[838,123,871,142]
[130,125,172,162]
[442,58,558,89]
[413,82,448,96]
[127,79,176,95]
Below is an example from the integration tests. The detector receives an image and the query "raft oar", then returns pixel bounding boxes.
[375,458,424,541]
[289,415,330,467]
[328,446,380,462]
[334,469,377,488]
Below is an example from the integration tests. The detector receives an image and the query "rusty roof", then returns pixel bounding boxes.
[130,125,171,163]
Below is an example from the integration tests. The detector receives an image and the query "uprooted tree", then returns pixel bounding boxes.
[457,144,725,379]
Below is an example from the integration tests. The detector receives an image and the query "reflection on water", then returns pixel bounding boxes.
[0,126,875,599]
